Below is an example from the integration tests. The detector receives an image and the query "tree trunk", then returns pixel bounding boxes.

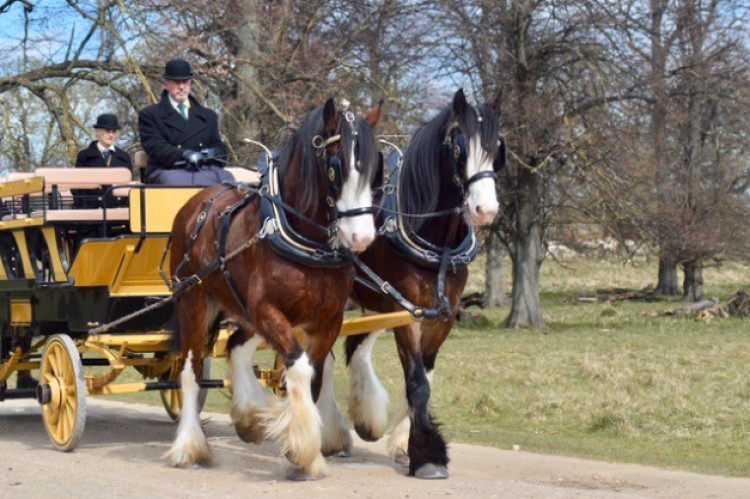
[504,224,544,328]
[232,0,262,140]
[681,260,703,302]
[654,254,680,295]
[485,232,506,307]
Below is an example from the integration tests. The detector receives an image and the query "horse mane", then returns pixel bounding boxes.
[400,101,500,233]
[277,105,379,218]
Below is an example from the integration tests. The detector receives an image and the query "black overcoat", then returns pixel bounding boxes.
[138,91,228,180]
[74,141,132,208]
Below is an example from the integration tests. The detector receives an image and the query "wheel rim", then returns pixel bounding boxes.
[39,335,85,451]
[159,360,183,420]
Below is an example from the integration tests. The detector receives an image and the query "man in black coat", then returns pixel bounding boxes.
[138,59,234,186]
[74,113,132,208]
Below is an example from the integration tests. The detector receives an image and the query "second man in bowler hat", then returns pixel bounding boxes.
[74,113,132,208]
[138,58,234,185]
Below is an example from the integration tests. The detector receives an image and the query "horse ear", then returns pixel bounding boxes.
[453,88,467,116]
[364,99,384,128]
[323,98,338,135]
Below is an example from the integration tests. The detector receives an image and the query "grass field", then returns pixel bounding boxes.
[99,256,750,477]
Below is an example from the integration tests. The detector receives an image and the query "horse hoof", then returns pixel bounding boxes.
[394,451,409,468]
[414,463,448,479]
[286,467,323,482]
[354,423,381,442]
[234,423,264,444]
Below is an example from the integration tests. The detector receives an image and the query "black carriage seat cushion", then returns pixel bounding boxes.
[29,167,133,222]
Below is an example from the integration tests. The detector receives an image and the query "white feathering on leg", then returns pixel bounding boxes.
[261,353,327,478]
[318,352,352,455]
[230,335,269,443]
[386,389,410,465]
[164,350,213,467]
[347,331,389,440]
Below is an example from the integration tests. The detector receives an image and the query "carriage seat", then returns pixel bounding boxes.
[226,167,260,184]
[30,167,132,222]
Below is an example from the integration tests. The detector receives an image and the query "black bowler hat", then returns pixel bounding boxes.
[162,58,194,80]
[92,113,121,130]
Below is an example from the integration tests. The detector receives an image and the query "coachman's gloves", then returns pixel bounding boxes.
[182,149,203,170]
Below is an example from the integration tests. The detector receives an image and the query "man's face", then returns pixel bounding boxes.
[163,79,191,103]
[95,128,117,148]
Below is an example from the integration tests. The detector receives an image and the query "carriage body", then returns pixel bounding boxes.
[0,166,413,451]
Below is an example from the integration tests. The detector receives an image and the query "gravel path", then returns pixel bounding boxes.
[1,399,748,498]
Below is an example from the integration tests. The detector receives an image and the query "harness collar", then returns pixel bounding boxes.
[377,147,478,270]
[258,149,350,268]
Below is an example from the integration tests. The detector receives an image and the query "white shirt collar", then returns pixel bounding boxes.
[169,95,190,114]
[97,142,116,154]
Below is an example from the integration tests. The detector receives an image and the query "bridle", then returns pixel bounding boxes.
[312,110,374,222]
[442,118,505,197]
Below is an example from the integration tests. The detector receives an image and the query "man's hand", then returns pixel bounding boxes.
[182,149,203,170]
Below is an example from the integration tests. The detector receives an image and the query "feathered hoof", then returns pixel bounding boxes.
[285,466,323,481]
[393,449,409,468]
[231,406,265,444]
[284,453,328,481]
[414,463,448,479]
[164,439,213,468]
[354,422,384,442]
[321,427,352,457]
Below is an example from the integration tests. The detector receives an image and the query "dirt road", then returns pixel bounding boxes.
[1,399,748,498]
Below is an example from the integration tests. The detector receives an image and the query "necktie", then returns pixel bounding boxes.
[102,150,111,166]
[178,102,187,120]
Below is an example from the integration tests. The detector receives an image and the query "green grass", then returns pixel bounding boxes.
[96,256,750,477]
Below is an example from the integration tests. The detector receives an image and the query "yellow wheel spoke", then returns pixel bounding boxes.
[54,349,64,376]
[65,403,75,434]
[55,416,65,442]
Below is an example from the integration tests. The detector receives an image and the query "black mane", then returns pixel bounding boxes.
[400,101,500,233]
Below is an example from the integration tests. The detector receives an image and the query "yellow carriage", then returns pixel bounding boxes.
[0,163,413,451]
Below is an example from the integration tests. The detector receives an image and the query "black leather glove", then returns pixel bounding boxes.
[182,149,203,170]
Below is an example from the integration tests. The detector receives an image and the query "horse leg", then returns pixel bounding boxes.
[316,351,353,457]
[345,331,389,441]
[394,322,449,479]
[259,308,326,480]
[228,325,270,444]
[386,389,411,467]
[164,292,220,467]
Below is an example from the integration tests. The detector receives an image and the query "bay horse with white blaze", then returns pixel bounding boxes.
[166,98,382,480]
[342,89,503,478]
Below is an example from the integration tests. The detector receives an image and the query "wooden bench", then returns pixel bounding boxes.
[30,167,133,222]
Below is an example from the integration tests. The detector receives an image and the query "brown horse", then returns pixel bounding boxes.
[341,89,503,478]
[165,99,382,480]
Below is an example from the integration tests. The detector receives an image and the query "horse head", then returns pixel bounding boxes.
[444,88,503,227]
[281,98,382,253]
[318,98,382,252]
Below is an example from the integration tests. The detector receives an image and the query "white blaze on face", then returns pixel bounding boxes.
[464,134,500,226]
[336,138,376,252]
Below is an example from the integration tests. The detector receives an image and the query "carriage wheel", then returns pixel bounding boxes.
[159,356,211,421]
[38,334,86,452]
